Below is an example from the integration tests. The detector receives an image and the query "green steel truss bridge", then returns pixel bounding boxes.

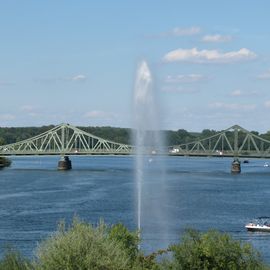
[0,123,270,158]
[170,125,270,158]
[0,123,133,156]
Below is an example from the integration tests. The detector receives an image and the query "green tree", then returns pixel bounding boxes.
[34,218,141,270]
[33,218,163,270]
[201,129,217,138]
[0,137,5,145]
[261,131,270,144]
[166,229,268,270]
[108,223,161,269]
[108,223,139,262]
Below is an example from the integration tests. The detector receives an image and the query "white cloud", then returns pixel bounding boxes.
[202,34,232,43]
[28,113,39,117]
[230,90,243,96]
[0,81,13,87]
[149,26,201,38]
[264,101,270,108]
[209,102,256,111]
[0,114,15,121]
[21,105,35,112]
[165,74,206,83]
[35,74,87,84]
[257,70,270,79]
[71,74,87,81]
[170,26,201,36]
[84,110,115,119]
[163,48,257,63]
[20,105,39,117]
[162,86,198,94]
[230,89,258,97]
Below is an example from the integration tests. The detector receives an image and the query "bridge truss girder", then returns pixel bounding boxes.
[0,124,133,156]
[170,125,270,158]
[1,124,270,158]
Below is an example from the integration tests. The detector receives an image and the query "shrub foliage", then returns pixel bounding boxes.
[34,219,138,270]
[167,229,268,270]
[0,247,32,270]
[0,220,268,270]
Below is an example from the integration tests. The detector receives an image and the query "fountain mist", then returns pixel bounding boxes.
[133,61,168,251]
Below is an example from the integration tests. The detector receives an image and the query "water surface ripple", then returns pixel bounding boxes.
[1,156,270,262]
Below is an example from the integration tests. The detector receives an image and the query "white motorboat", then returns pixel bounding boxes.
[245,217,270,232]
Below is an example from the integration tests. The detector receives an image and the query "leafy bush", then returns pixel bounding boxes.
[108,223,139,262]
[34,218,141,270]
[0,247,33,270]
[0,222,268,270]
[167,229,268,270]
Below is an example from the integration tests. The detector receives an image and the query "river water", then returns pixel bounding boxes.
[1,156,270,261]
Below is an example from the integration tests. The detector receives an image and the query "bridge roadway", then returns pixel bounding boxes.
[1,123,270,171]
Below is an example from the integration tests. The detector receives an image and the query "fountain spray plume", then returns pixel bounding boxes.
[133,60,167,251]
[133,61,152,245]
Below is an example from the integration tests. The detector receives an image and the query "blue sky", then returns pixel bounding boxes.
[1,0,270,132]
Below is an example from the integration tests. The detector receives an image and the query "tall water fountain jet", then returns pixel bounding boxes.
[133,61,168,251]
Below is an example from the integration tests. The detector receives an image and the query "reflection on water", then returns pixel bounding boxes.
[1,156,270,261]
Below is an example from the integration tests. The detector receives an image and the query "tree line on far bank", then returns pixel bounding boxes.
[1,125,270,148]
